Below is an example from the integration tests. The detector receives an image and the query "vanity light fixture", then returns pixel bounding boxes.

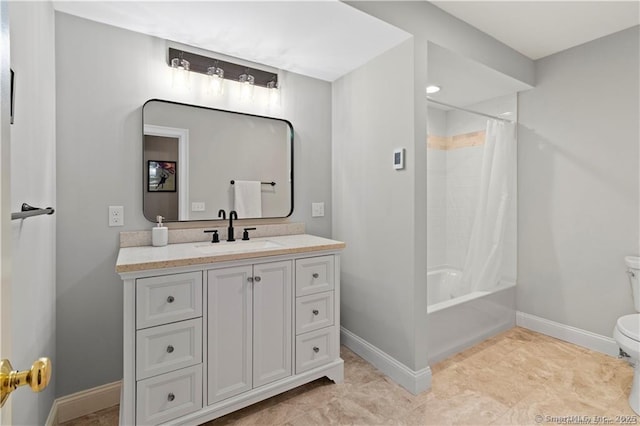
[171,56,191,90]
[207,64,224,96]
[426,85,441,94]
[167,48,278,94]
[238,70,255,102]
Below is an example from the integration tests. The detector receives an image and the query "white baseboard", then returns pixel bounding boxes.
[516,311,619,357]
[340,327,431,395]
[46,380,121,426]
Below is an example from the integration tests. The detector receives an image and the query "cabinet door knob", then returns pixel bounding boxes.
[254,276,261,282]
[167,392,175,402]
[247,277,254,283]
[167,296,175,303]
[313,346,320,353]
[166,345,174,354]
[312,309,319,316]
[312,273,319,279]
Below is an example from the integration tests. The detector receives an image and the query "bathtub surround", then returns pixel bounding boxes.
[427,268,516,363]
[55,12,332,398]
[427,130,486,151]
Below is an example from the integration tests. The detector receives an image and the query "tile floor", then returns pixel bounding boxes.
[60,327,637,425]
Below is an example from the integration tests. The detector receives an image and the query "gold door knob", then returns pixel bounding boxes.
[0,357,51,407]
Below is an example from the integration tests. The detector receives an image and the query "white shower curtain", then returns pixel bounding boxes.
[452,119,516,297]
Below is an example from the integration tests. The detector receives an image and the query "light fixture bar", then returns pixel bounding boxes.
[168,48,278,88]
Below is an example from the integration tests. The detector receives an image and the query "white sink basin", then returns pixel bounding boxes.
[195,240,283,255]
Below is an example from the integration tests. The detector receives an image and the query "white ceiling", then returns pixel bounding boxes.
[52,1,639,85]
[52,1,411,82]
[431,1,640,60]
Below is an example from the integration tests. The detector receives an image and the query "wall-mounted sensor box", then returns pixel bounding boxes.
[393,148,405,170]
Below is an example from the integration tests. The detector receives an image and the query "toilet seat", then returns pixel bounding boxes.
[617,314,640,341]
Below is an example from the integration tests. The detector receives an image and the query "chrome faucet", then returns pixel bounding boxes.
[227,210,238,242]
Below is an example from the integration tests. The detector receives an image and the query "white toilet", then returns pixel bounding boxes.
[614,255,640,415]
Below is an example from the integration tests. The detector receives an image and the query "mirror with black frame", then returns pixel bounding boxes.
[142,99,294,222]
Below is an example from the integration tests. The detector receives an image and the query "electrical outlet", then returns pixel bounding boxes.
[109,206,124,227]
[191,202,205,212]
[311,202,325,217]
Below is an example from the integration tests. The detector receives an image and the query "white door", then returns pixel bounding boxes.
[0,1,12,422]
[1,4,53,422]
[252,261,292,388]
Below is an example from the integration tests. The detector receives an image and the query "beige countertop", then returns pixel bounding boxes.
[116,233,345,274]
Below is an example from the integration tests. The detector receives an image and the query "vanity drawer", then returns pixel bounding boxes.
[295,256,334,297]
[136,272,202,329]
[136,318,202,380]
[295,292,334,335]
[136,364,202,426]
[295,326,337,374]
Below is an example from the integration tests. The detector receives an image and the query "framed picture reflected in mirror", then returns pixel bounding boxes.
[147,160,176,192]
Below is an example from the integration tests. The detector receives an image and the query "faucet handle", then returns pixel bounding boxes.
[217,209,226,220]
[204,229,219,243]
[242,227,257,241]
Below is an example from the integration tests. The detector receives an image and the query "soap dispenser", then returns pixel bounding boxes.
[152,215,168,247]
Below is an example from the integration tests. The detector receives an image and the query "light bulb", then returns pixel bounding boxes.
[171,57,190,91]
[207,66,224,96]
[239,73,255,102]
[267,80,280,108]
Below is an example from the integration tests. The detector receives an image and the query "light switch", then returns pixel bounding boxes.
[311,202,325,217]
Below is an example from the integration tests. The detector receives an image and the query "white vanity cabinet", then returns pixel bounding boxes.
[207,260,292,404]
[117,235,344,426]
[133,272,204,425]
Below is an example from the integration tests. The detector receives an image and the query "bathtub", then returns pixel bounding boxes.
[427,268,516,363]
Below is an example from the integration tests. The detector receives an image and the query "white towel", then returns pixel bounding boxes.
[233,180,262,218]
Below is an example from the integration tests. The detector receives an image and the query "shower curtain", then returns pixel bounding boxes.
[453,119,516,297]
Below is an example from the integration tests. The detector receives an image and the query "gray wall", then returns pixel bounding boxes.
[9,2,56,424]
[55,12,332,397]
[518,26,640,337]
[333,39,419,369]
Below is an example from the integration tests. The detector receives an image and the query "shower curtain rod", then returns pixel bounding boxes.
[427,98,514,123]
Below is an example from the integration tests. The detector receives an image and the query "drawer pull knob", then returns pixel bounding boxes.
[167,393,175,402]
[166,345,174,354]
[254,276,261,282]
[312,273,319,279]
[312,309,319,316]
[313,346,320,353]
[167,296,175,303]
[247,277,254,283]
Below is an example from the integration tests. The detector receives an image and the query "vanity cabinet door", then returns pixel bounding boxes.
[252,261,292,388]
[207,266,253,404]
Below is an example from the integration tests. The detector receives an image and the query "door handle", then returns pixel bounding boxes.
[0,357,51,407]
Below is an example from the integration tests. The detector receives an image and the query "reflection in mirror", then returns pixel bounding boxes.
[143,100,293,222]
